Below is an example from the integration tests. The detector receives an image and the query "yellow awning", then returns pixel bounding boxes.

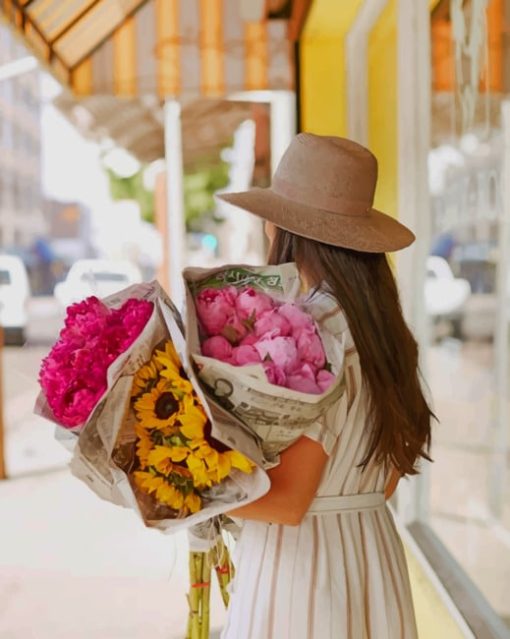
[1,0,295,98]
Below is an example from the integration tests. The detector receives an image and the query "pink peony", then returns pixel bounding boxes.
[231,344,262,366]
[278,303,314,332]
[221,312,248,344]
[202,335,233,362]
[240,333,258,347]
[254,308,291,338]
[254,335,299,373]
[294,325,326,369]
[236,287,274,320]
[195,287,238,336]
[317,369,336,393]
[263,361,287,386]
[287,363,322,394]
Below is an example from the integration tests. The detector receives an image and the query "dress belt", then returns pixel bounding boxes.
[307,492,386,515]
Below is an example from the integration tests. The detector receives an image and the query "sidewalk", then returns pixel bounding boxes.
[0,466,227,638]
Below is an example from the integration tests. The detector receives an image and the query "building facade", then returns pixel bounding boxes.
[0,23,44,251]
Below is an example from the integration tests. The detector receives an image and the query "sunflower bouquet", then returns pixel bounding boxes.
[128,339,255,519]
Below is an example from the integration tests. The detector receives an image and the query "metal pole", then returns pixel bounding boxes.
[164,99,186,309]
[0,326,6,480]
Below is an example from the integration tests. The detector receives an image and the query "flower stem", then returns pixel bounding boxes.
[187,551,202,639]
[200,555,212,639]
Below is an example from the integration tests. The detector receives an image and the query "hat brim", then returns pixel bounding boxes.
[217,188,415,253]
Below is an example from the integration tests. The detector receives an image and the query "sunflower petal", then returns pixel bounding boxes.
[226,451,255,474]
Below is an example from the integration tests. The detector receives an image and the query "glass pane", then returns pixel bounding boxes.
[426,3,510,628]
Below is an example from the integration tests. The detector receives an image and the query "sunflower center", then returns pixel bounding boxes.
[155,392,179,419]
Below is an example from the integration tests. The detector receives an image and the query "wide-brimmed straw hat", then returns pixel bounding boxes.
[217,133,415,253]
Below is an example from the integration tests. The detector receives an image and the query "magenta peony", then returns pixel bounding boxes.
[236,287,274,320]
[195,287,238,336]
[39,297,154,429]
[202,335,233,362]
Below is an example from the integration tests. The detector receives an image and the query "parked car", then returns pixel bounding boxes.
[54,259,142,307]
[0,255,31,345]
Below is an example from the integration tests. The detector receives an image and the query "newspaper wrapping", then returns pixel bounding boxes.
[183,263,346,463]
[35,280,269,535]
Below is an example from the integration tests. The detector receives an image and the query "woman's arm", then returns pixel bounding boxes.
[228,435,329,526]
[228,438,402,526]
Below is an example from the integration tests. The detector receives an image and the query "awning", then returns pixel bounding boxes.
[1,0,295,98]
[55,92,254,164]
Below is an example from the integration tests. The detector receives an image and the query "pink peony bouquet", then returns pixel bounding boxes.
[195,286,335,395]
[39,295,153,429]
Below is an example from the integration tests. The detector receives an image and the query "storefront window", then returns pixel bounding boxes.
[423,1,510,628]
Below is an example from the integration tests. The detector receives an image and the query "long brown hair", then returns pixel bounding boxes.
[268,227,433,476]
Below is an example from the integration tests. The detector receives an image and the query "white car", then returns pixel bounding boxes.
[0,255,31,345]
[425,256,471,318]
[54,259,142,307]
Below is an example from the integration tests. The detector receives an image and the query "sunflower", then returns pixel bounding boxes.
[184,492,201,513]
[189,438,255,484]
[178,396,208,440]
[134,471,186,511]
[155,342,194,395]
[135,423,154,469]
[134,380,187,431]
[186,453,212,489]
[131,357,163,397]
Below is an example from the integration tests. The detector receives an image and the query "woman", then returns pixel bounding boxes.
[217,133,433,639]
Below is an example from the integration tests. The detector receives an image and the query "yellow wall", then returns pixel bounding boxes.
[300,0,398,218]
[367,0,398,218]
[300,0,364,136]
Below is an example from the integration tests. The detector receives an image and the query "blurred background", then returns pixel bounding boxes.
[0,1,509,638]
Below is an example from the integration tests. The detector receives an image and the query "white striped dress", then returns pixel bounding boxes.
[221,313,419,639]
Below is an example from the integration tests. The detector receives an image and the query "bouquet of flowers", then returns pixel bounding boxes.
[184,263,346,460]
[36,280,270,639]
[36,280,268,525]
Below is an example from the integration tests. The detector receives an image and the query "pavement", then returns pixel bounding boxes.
[0,458,227,639]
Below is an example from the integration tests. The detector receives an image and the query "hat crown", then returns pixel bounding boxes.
[272,133,378,215]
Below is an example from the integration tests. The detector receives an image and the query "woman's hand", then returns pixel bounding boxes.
[227,435,329,526]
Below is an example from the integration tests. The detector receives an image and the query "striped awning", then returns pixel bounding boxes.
[1,0,294,99]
